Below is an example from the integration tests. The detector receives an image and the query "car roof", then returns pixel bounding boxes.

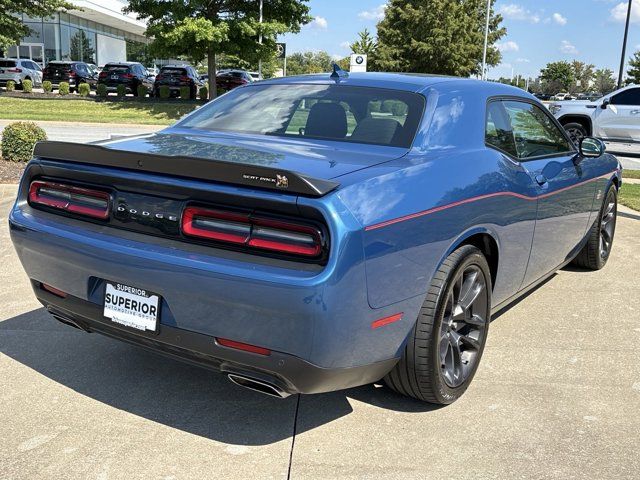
[257,72,535,97]
[162,64,191,68]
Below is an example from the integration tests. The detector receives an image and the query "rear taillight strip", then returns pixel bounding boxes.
[29,180,110,219]
[182,206,323,258]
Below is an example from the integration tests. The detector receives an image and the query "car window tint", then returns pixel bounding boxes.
[104,65,130,73]
[485,102,518,157]
[162,67,187,76]
[285,100,357,136]
[501,101,573,159]
[610,88,640,106]
[179,84,425,148]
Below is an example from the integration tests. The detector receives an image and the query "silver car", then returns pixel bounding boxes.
[0,58,43,89]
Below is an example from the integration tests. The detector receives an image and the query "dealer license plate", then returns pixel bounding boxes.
[103,282,160,332]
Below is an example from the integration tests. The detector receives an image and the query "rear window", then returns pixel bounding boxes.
[47,63,72,72]
[161,67,187,76]
[104,65,131,73]
[0,60,17,68]
[178,84,425,148]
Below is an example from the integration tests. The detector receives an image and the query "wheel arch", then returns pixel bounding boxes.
[558,114,593,136]
[439,228,500,292]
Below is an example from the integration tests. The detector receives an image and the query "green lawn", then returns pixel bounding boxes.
[620,183,640,211]
[0,97,200,125]
[623,169,640,180]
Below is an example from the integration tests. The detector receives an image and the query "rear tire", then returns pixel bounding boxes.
[384,245,492,404]
[572,184,617,270]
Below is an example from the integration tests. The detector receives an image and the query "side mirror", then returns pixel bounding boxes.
[579,137,606,158]
[601,99,610,109]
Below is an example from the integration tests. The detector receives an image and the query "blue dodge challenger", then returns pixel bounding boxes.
[9,72,621,404]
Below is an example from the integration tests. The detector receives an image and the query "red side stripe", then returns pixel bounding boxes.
[365,170,617,231]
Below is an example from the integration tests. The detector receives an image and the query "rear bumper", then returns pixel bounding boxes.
[35,284,398,395]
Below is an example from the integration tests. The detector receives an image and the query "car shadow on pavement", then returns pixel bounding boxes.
[0,308,440,446]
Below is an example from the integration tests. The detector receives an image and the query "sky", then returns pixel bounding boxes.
[278,0,640,79]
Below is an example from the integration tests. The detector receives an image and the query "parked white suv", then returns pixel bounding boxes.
[0,58,43,89]
[550,84,640,144]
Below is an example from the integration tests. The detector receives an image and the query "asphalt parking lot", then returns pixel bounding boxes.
[1,183,639,480]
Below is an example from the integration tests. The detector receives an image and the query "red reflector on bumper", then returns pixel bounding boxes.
[371,313,403,329]
[41,283,68,298]
[216,338,271,356]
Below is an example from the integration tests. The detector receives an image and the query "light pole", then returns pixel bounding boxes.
[258,0,263,80]
[481,0,491,80]
[617,0,633,89]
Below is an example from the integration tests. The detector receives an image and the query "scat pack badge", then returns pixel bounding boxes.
[242,173,289,189]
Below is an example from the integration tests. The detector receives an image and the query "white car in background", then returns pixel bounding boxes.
[550,84,640,144]
[0,58,42,89]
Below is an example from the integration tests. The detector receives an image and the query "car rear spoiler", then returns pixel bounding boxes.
[32,141,340,198]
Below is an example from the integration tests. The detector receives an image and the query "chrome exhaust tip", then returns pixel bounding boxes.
[227,374,290,399]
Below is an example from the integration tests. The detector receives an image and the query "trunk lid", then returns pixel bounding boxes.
[97,128,409,183]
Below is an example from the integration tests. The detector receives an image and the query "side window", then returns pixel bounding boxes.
[501,101,573,159]
[485,102,518,157]
[610,88,640,106]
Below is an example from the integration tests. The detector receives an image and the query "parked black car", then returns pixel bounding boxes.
[42,61,97,92]
[97,62,153,96]
[216,69,254,91]
[153,65,203,99]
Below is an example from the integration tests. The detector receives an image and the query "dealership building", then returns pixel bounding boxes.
[4,0,149,67]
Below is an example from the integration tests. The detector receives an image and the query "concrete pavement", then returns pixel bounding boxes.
[1,184,639,479]
[0,120,163,144]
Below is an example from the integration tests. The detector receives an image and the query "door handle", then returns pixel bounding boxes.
[631,110,640,115]
[535,174,548,186]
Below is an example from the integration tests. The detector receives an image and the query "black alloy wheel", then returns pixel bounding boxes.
[384,245,492,404]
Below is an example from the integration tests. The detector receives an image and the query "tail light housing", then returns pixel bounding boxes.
[182,206,325,259]
[122,73,134,79]
[180,75,190,82]
[99,71,107,78]
[155,74,163,80]
[29,180,110,219]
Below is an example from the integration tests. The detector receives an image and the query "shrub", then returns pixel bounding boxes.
[58,82,70,95]
[96,83,107,98]
[22,79,33,93]
[137,84,148,98]
[116,84,126,98]
[42,80,52,93]
[1,121,47,162]
[198,85,208,101]
[6,80,15,92]
[180,86,191,99]
[78,82,90,97]
[216,87,226,97]
[159,85,170,99]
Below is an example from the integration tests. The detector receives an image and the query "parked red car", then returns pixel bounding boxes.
[215,70,254,91]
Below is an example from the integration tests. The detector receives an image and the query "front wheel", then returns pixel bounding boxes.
[384,245,492,404]
[563,122,587,146]
[572,184,618,270]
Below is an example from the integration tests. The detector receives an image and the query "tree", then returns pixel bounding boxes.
[125,0,311,97]
[349,28,378,71]
[0,0,74,51]
[626,51,640,85]
[70,30,96,63]
[285,51,333,76]
[540,61,574,92]
[375,0,506,76]
[570,60,594,94]
[592,68,616,95]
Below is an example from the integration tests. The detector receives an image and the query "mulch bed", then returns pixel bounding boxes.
[0,160,26,184]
